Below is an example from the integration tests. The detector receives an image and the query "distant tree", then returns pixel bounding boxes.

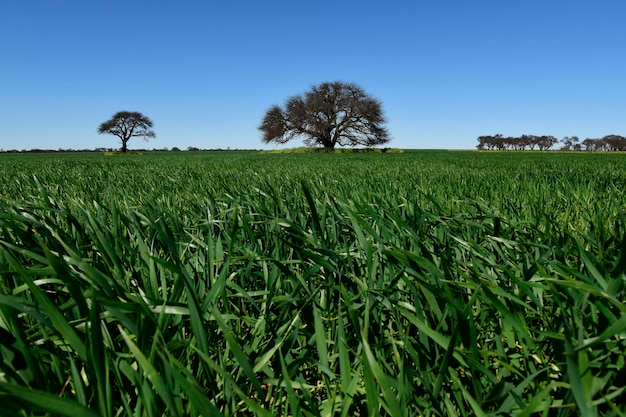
[560,136,580,151]
[572,140,582,151]
[477,134,505,150]
[98,111,156,153]
[582,138,595,151]
[536,135,558,151]
[602,134,626,151]
[477,134,560,151]
[476,135,492,150]
[259,81,390,149]
[519,136,529,150]
[476,136,486,150]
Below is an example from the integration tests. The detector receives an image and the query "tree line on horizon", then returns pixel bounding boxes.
[0,146,237,154]
[477,134,626,151]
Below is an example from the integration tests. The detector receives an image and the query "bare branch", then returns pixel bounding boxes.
[98,111,156,152]
[258,81,390,149]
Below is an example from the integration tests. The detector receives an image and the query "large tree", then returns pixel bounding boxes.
[98,111,156,153]
[259,81,390,149]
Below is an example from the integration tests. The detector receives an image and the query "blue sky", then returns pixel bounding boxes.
[1,0,624,151]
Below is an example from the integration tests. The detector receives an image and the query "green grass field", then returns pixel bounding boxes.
[1,150,625,416]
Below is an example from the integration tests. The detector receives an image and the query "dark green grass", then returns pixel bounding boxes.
[0,150,625,416]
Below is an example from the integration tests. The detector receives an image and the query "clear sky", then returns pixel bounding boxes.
[1,0,624,151]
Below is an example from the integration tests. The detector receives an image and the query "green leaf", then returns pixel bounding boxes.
[118,326,181,417]
[0,382,101,417]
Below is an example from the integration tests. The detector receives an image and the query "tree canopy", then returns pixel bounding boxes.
[98,111,156,153]
[259,81,390,149]
[476,134,558,151]
[476,133,626,151]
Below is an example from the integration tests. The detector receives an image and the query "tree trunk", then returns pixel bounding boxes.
[319,136,335,149]
[121,138,129,153]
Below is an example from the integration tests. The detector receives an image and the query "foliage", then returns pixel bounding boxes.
[476,134,559,150]
[259,81,390,149]
[477,134,626,152]
[581,135,626,151]
[98,111,156,153]
[0,151,625,416]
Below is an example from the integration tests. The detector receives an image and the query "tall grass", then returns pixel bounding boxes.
[0,150,625,416]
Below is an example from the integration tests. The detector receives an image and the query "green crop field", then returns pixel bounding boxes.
[1,150,625,416]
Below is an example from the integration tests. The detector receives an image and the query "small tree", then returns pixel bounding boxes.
[560,136,580,151]
[259,81,390,149]
[98,111,156,153]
